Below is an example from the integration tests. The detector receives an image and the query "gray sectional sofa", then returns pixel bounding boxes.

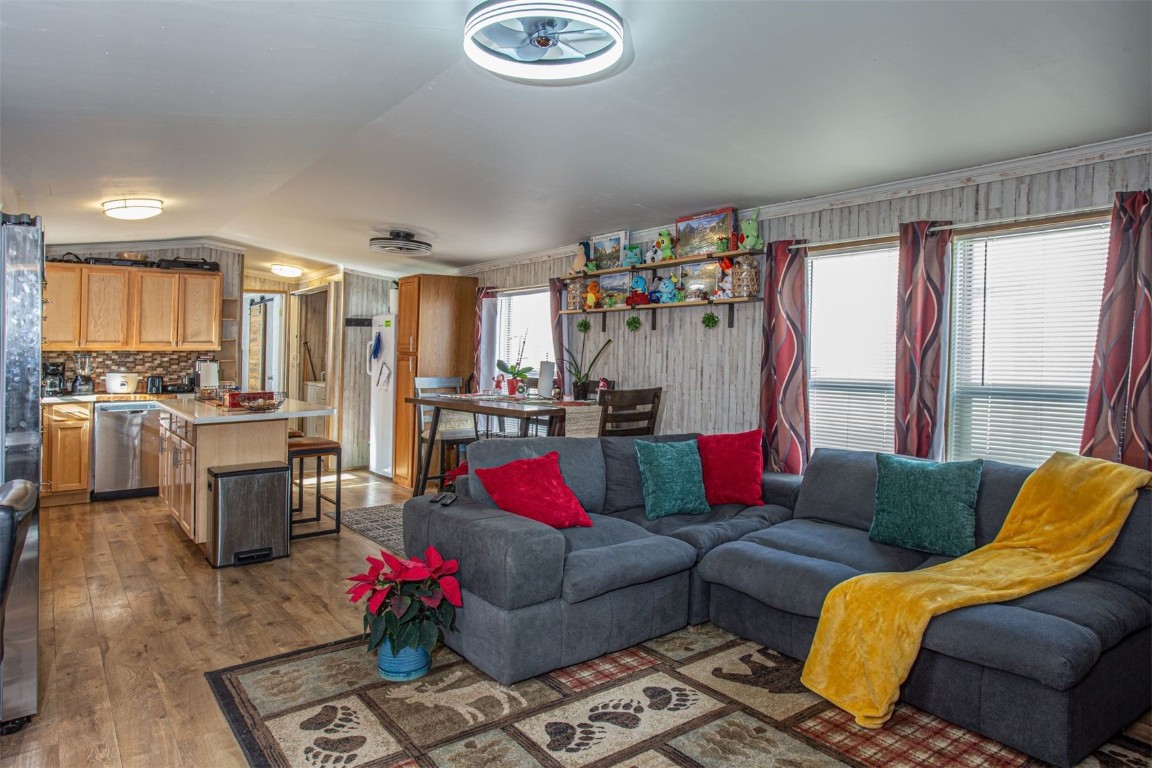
[698,448,1152,768]
[402,435,791,684]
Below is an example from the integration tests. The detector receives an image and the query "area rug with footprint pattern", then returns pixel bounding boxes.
[206,623,1151,768]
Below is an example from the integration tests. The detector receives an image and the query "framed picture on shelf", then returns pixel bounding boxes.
[597,273,631,308]
[675,207,738,259]
[679,261,719,301]
[590,230,629,269]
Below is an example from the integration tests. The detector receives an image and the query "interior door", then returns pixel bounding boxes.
[247,300,267,389]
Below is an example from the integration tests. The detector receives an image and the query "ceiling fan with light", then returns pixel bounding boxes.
[368,230,433,257]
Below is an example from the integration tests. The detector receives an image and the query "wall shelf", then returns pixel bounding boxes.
[561,296,761,330]
[564,248,761,281]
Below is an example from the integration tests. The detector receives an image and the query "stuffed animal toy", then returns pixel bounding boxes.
[621,245,643,267]
[630,274,647,294]
[737,209,764,251]
[645,244,661,264]
[648,276,663,303]
[655,230,676,260]
[659,273,678,303]
[714,271,734,299]
[584,281,601,310]
[569,242,590,276]
[625,275,649,306]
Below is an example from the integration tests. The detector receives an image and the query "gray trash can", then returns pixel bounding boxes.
[206,462,290,568]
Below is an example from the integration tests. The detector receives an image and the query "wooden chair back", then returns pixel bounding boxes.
[414,376,464,431]
[597,387,663,437]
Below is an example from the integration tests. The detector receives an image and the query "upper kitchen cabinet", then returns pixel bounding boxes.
[79,267,130,349]
[42,263,82,350]
[129,270,221,350]
[177,272,222,349]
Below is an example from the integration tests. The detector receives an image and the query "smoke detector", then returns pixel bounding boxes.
[369,230,433,256]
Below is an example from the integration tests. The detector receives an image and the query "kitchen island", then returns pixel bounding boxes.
[156,398,335,545]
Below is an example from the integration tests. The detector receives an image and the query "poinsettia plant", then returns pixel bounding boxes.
[346,547,462,654]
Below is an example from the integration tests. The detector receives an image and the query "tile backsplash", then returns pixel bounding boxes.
[42,350,205,389]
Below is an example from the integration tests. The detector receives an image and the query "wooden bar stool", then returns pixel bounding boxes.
[288,436,341,540]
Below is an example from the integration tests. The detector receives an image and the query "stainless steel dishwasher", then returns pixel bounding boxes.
[92,401,161,500]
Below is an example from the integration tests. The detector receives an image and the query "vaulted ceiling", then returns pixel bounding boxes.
[2,1,1149,276]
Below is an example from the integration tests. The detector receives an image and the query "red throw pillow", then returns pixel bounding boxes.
[696,429,765,506]
[474,451,592,529]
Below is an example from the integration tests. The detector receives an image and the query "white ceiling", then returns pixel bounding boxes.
[2,1,1149,277]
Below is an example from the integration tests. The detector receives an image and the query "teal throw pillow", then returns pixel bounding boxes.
[869,453,984,557]
[634,439,710,520]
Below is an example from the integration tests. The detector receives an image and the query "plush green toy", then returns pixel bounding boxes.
[655,229,676,260]
[737,209,764,251]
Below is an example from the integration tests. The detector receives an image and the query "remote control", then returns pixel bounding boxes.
[440,493,458,506]
[429,492,447,503]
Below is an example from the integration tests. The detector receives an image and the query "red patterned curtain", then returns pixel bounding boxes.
[760,240,810,474]
[894,221,953,459]
[1081,191,1151,469]
[548,278,567,392]
[473,286,497,392]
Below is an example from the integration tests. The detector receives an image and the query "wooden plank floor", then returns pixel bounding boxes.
[0,469,409,768]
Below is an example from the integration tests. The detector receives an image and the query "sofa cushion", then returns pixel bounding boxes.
[741,519,931,573]
[971,460,1031,546]
[698,541,861,617]
[696,429,765,506]
[611,503,791,558]
[474,451,592,529]
[921,576,1151,690]
[466,437,606,514]
[600,434,700,515]
[635,439,710,519]
[1088,488,1151,598]
[870,454,983,557]
[558,514,651,555]
[562,535,697,604]
[793,448,880,530]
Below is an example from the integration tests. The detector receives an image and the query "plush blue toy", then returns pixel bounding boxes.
[621,246,643,267]
[648,276,663,304]
[630,274,647,293]
[659,274,678,303]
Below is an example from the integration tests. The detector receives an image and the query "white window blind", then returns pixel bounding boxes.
[495,290,553,376]
[948,223,1109,466]
[807,246,898,453]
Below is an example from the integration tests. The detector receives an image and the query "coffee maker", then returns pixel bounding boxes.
[72,352,94,395]
[42,362,66,396]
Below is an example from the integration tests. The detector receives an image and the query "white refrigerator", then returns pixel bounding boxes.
[367,314,397,476]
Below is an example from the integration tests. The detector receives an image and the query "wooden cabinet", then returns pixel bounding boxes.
[42,264,83,350]
[159,414,196,539]
[178,272,222,349]
[131,270,180,348]
[391,275,477,489]
[42,402,91,505]
[79,267,131,349]
[132,270,221,350]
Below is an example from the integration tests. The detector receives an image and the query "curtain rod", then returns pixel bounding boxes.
[787,205,1111,250]
[495,283,549,295]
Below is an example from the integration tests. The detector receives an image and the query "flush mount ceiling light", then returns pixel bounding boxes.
[369,230,433,256]
[463,0,624,82]
[101,198,163,220]
[270,264,304,278]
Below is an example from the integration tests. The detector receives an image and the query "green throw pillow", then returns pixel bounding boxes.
[869,453,984,557]
[634,440,710,520]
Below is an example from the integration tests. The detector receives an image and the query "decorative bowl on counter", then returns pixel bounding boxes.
[236,392,287,412]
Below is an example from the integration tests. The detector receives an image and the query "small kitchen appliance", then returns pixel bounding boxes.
[194,359,220,388]
[41,364,65,397]
[103,372,140,394]
[146,376,164,394]
[71,353,94,395]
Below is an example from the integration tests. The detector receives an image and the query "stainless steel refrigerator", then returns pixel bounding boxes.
[0,212,42,733]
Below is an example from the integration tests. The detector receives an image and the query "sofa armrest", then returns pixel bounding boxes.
[761,472,802,509]
[403,496,566,611]
[454,475,472,497]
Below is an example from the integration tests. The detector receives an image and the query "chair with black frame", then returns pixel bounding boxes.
[415,376,480,489]
[597,387,663,437]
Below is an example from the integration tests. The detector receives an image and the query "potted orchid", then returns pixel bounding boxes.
[497,335,535,397]
[346,546,462,681]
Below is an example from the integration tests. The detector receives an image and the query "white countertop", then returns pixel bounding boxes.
[42,393,196,404]
[157,397,335,425]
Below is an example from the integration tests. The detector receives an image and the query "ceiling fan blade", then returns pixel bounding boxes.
[514,42,550,61]
[554,28,608,40]
[555,40,586,58]
[480,22,529,48]
[519,16,568,34]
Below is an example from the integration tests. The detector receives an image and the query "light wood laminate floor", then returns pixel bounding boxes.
[1,469,409,768]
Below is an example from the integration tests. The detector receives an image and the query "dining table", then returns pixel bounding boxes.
[405,393,599,496]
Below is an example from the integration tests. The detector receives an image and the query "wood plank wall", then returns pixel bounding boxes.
[464,152,1152,436]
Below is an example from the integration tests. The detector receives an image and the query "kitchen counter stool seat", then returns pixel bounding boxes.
[288,436,341,540]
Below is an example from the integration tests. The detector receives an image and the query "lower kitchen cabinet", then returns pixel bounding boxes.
[159,413,197,539]
[41,402,92,506]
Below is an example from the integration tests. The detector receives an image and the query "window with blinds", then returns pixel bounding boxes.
[807,246,899,453]
[495,289,554,374]
[947,223,1109,466]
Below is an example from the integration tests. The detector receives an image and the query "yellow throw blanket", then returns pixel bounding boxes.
[800,452,1152,728]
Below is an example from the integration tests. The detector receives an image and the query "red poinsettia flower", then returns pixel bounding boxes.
[443,460,469,485]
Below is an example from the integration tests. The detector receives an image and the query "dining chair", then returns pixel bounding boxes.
[597,387,663,437]
[414,376,479,489]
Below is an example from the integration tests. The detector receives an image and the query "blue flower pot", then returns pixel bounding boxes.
[376,639,431,682]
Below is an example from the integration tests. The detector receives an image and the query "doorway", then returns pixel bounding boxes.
[296,287,331,438]
[241,293,285,392]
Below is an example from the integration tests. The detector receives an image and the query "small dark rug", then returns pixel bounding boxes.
[329,504,406,554]
[206,624,1150,768]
